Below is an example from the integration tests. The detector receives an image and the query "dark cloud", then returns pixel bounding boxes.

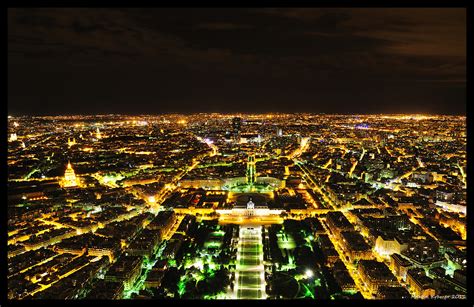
[71,20,105,33]
[197,22,255,30]
[7,8,466,115]
[14,12,57,27]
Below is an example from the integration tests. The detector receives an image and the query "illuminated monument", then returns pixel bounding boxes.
[246,197,255,216]
[96,127,102,140]
[62,161,78,188]
[180,153,283,192]
[221,154,282,192]
[246,154,256,184]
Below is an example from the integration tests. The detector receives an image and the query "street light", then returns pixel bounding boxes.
[305,269,314,279]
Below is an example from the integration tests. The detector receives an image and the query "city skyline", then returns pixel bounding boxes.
[6,5,468,303]
[7,114,467,300]
[8,112,466,116]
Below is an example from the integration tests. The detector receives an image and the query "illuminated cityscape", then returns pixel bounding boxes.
[7,6,467,302]
[7,113,467,300]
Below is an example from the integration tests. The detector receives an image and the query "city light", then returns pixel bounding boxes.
[6,113,466,300]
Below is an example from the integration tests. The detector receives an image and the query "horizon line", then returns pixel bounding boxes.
[7,112,467,117]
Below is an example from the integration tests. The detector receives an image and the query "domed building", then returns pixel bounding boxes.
[62,161,79,188]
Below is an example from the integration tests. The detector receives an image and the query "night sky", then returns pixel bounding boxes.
[8,8,466,115]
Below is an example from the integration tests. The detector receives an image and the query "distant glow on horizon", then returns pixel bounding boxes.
[355,123,369,129]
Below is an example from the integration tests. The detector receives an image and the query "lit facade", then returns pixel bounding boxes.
[63,162,79,187]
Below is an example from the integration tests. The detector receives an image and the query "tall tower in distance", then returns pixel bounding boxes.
[96,128,102,140]
[246,154,256,184]
[232,117,242,143]
[63,161,78,187]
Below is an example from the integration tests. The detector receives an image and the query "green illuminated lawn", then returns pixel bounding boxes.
[276,233,296,250]
[237,289,263,299]
[240,258,260,266]
[239,272,260,285]
[235,226,266,299]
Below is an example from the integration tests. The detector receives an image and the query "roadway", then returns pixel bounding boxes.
[295,160,337,210]
[318,218,373,299]
[28,255,99,297]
